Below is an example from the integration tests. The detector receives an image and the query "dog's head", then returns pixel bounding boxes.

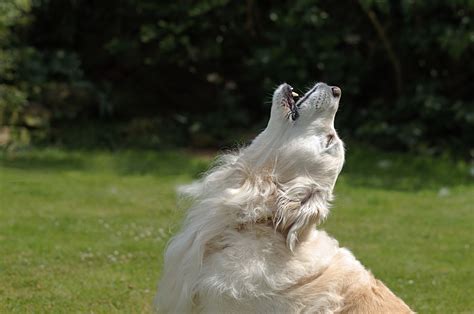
[245,82,345,251]
[250,82,344,181]
[270,82,341,128]
[179,82,345,253]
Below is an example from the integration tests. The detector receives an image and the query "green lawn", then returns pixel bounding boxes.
[0,147,472,313]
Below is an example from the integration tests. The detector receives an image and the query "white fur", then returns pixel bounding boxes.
[155,83,411,313]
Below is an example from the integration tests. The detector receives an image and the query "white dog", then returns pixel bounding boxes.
[155,82,413,313]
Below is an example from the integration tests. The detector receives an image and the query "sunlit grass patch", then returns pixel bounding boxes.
[0,148,472,312]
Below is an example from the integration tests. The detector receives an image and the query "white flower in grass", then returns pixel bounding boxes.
[107,254,117,263]
[377,160,392,169]
[438,187,450,197]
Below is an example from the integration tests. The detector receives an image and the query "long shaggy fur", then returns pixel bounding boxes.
[155,83,413,313]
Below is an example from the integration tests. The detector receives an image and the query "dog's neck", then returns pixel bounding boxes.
[243,121,338,170]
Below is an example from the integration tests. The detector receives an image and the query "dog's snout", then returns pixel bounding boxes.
[331,86,341,98]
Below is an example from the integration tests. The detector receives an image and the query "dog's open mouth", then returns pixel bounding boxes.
[285,85,300,121]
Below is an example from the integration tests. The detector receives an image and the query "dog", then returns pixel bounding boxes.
[155,82,413,313]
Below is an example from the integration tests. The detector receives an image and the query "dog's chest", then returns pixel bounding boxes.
[195,228,340,312]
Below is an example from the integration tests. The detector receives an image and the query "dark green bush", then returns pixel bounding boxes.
[1,0,472,154]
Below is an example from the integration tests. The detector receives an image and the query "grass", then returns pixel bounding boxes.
[0,146,472,313]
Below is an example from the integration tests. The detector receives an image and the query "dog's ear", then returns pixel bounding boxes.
[274,179,331,252]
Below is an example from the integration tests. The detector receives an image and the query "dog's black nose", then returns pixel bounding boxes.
[331,86,341,98]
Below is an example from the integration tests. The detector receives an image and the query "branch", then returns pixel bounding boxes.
[359,1,403,95]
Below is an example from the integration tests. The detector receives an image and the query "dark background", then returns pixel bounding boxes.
[1,0,473,156]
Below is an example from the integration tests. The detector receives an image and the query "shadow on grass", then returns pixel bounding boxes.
[0,149,86,172]
[341,146,473,191]
[1,146,471,191]
[110,150,209,177]
[0,148,210,179]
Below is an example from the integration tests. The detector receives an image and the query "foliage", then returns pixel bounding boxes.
[0,147,473,311]
[1,1,473,154]
[0,0,104,149]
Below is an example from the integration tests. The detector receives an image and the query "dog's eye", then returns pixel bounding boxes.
[326,134,334,147]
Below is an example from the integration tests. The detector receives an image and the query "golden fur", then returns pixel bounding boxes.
[155,82,414,313]
[287,250,413,313]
